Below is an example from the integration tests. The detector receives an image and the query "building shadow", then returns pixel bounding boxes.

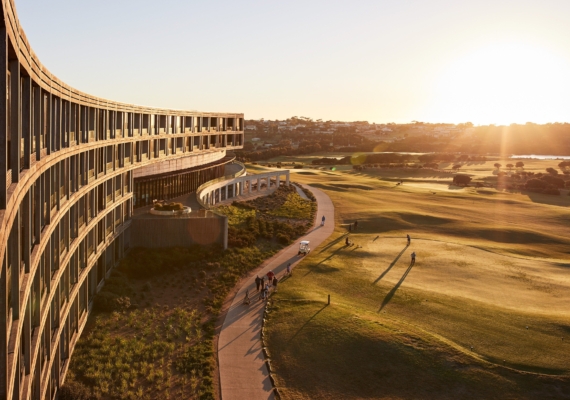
[378,261,415,312]
[373,246,407,284]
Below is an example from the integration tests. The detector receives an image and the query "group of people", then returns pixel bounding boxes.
[244,263,293,304]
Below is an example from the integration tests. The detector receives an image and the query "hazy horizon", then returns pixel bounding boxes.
[16,0,570,125]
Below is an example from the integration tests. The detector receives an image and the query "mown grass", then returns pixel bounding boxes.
[260,158,570,399]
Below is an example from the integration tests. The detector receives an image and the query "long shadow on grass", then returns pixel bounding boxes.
[288,304,329,343]
[378,261,415,312]
[318,234,348,253]
[373,246,408,285]
[304,247,345,276]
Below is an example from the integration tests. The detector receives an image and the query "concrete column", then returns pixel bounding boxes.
[276,175,280,188]
[248,180,252,193]
[224,185,228,201]
[286,173,290,185]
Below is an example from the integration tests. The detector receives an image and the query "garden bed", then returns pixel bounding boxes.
[61,186,317,400]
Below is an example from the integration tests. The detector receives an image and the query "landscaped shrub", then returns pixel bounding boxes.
[58,380,93,400]
[228,226,256,247]
[276,233,290,244]
[154,202,184,211]
[94,291,131,312]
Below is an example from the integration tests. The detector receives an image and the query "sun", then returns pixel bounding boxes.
[428,40,570,125]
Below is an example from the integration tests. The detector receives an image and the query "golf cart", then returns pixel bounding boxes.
[298,240,310,256]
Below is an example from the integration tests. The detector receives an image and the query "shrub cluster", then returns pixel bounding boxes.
[228,216,309,247]
[153,202,184,211]
[93,271,134,312]
[524,178,560,195]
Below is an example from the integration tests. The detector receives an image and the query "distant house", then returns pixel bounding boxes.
[251,138,261,142]
[245,125,257,131]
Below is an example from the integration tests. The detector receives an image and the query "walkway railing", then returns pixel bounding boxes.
[197,169,290,209]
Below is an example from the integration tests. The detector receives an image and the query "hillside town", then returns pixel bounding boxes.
[240,118,570,160]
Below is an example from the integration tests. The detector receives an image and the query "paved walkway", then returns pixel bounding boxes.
[217,185,335,400]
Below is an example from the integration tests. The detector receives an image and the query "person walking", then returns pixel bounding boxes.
[267,270,275,283]
[354,220,358,230]
[321,215,326,226]
[258,286,265,301]
[286,263,291,276]
[272,276,278,292]
[255,275,262,292]
[411,251,416,265]
[243,289,250,305]
[407,234,411,246]
[263,283,270,301]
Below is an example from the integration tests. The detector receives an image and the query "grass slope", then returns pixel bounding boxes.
[260,161,570,399]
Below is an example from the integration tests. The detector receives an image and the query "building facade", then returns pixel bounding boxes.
[0,1,244,398]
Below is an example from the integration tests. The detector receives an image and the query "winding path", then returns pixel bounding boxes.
[217,185,335,400]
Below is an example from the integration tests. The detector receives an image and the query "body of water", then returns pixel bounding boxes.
[510,155,570,160]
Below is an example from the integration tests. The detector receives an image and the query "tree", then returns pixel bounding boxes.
[506,163,513,171]
[452,164,462,171]
[541,175,565,188]
[515,161,525,169]
[525,179,547,190]
[453,174,471,186]
[546,167,558,175]
[494,163,502,170]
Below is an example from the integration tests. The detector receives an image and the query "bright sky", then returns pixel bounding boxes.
[16,0,570,125]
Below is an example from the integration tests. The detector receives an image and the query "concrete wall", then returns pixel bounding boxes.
[130,214,228,249]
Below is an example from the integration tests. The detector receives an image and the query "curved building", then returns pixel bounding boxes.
[0,1,243,398]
